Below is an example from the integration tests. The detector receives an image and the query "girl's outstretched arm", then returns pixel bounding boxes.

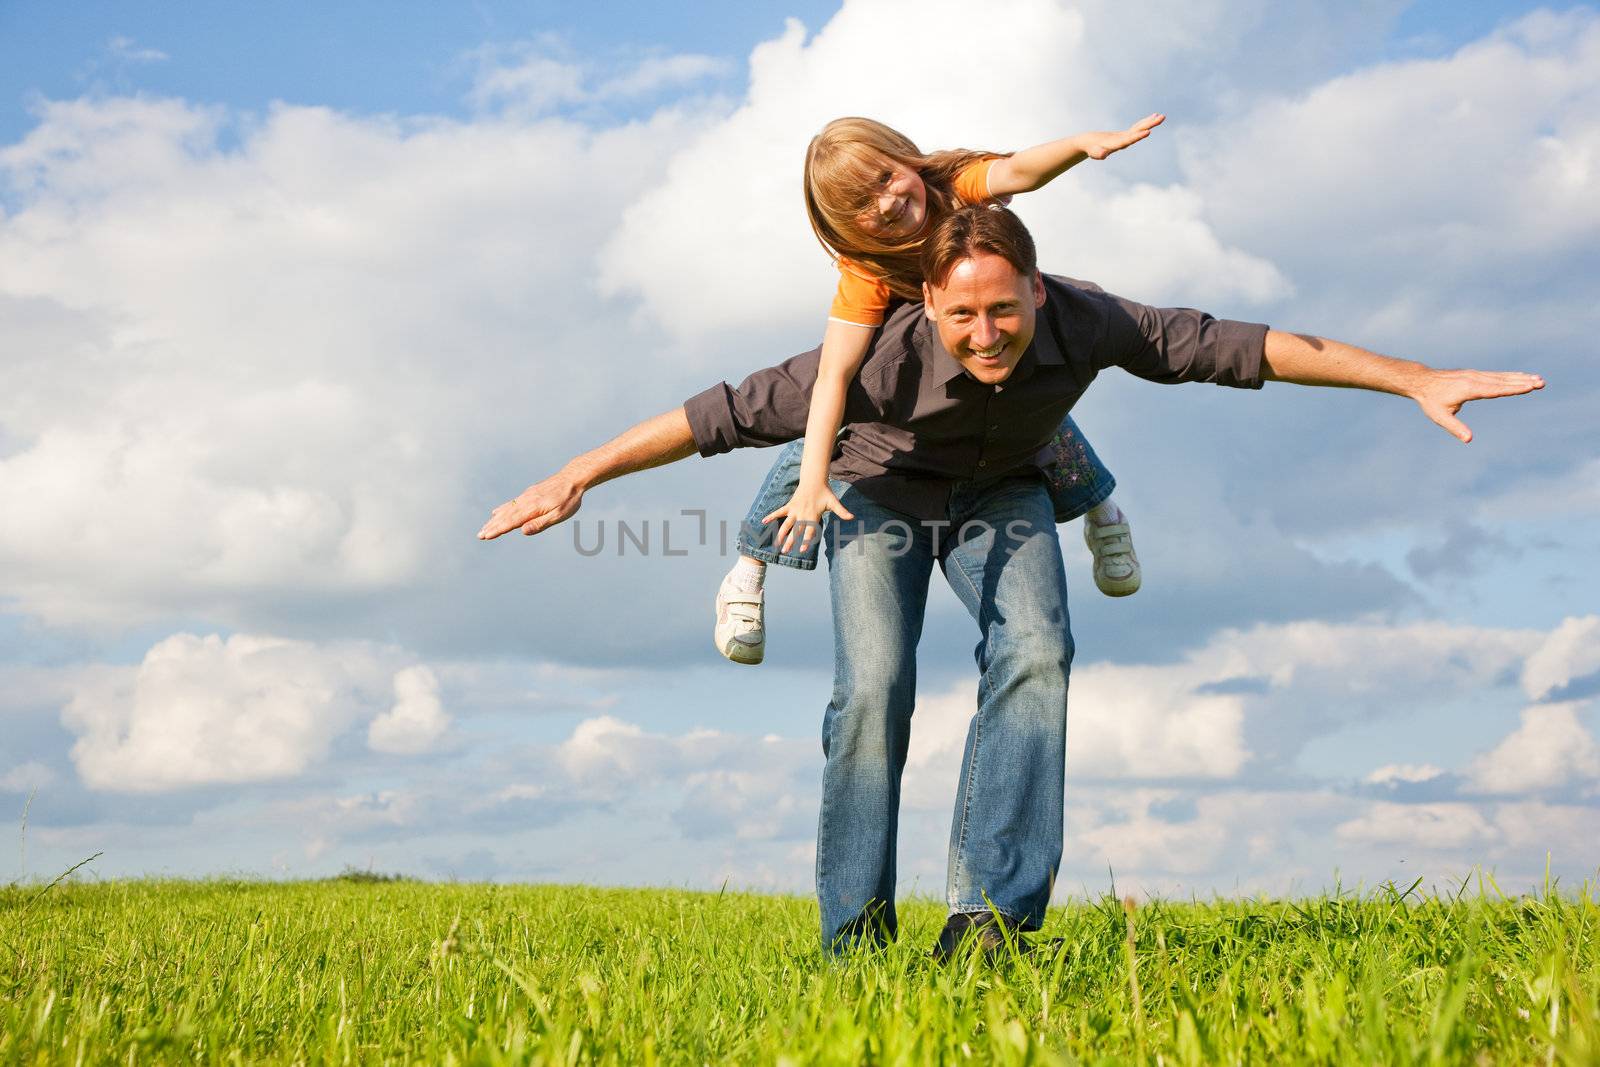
[987,113,1165,197]
[762,319,872,553]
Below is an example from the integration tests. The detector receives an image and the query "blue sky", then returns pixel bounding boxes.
[0,0,1562,141]
[1,0,1596,898]
[0,1,841,142]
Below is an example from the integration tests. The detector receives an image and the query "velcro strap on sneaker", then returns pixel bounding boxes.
[1088,522,1130,540]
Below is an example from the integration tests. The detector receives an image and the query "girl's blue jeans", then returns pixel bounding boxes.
[737,413,1114,570]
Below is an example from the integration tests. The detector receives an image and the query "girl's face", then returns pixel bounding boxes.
[853,157,927,242]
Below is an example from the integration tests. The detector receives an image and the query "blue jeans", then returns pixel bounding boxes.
[815,474,1073,952]
[738,413,1115,571]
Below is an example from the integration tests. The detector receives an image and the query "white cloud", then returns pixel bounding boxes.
[62,633,357,791]
[271,789,423,862]
[899,682,975,811]
[1365,763,1444,786]
[468,52,585,114]
[59,632,434,791]
[1487,801,1600,860]
[107,36,170,64]
[1184,10,1600,333]
[896,617,1549,803]
[1071,662,1252,778]
[678,767,812,841]
[368,666,450,755]
[1095,8,1600,551]
[898,666,1244,818]
[1211,619,1536,697]
[558,714,664,780]
[487,783,546,804]
[467,40,729,115]
[0,761,56,792]
[19,614,1600,890]
[0,94,706,629]
[1022,182,1292,305]
[327,789,420,829]
[595,55,731,99]
[1058,787,1360,897]
[1479,458,1600,524]
[1521,615,1600,702]
[1335,801,1497,850]
[545,714,815,842]
[1465,703,1600,795]
[1073,790,1230,874]
[1329,794,1599,877]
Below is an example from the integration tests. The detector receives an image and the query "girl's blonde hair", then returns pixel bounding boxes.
[804,117,1002,301]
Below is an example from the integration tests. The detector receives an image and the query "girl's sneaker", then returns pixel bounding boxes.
[1083,514,1140,596]
[715,575,766,664]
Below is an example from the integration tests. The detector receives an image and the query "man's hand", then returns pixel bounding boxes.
[476,407,697,544]
[1261,331,1544,442]
[1077,113,1165,160]
[479,473,584,540]
[1412,368,1546,443]
[763,483,855,555]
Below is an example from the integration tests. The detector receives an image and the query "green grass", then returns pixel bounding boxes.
[3,877,1597,1064]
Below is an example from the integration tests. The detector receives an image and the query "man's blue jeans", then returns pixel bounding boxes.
[739,413,1115,571]
[815,474,1073,951]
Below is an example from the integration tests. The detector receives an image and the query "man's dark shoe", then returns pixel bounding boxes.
[828,904,897,955]
[931,911,1030,963]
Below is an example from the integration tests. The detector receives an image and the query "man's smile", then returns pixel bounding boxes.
[967,339,1007,364]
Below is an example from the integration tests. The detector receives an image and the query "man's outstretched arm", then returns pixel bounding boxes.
[478,408,696,540]
[1261,330,1545,443]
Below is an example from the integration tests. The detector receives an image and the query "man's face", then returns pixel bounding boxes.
[922,253,1046,385]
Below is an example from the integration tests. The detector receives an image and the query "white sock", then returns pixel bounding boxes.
[728,555,766,594]
[1087,499,1124,526]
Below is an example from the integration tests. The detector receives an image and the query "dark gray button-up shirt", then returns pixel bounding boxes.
[684,274,1269,520]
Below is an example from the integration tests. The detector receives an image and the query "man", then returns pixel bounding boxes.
[479,206,1542,957]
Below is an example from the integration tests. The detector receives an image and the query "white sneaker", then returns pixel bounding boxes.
[714,575,765,664]
[1083,515,1141,597]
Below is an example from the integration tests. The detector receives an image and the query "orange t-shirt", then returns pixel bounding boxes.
[828,156,1002,328]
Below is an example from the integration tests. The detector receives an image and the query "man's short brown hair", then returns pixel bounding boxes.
[919,205,1038,290]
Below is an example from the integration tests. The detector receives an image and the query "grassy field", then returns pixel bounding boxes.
[3,876,1597,1064]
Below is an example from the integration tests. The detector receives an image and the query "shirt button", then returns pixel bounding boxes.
[978,460,987,468]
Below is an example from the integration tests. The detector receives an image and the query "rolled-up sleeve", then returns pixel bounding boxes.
[1095,291,1268,390]
[683,348,822,457]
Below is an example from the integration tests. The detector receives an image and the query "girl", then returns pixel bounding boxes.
[715,114,1163,664]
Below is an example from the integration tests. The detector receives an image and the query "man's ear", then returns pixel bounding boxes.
[923,282,936,320]
[1032,272,1046,308]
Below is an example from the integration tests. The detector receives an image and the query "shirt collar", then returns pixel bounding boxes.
[910,313,967,386]
[1032,298,1067,367]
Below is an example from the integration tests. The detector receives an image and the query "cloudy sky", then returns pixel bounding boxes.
[1,0,1596,900]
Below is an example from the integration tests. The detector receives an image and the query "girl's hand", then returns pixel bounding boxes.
[763,486,856,556]
[1079,113,1165,160]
